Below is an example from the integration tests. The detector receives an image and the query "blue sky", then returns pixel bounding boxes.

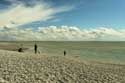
[0,0,125,41]
[0,0,125,29]
[26,0,125,29]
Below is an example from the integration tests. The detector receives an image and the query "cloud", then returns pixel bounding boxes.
[0,26,125,41]
[0,1,74,28]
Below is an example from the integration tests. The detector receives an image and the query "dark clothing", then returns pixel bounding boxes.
[34,44,37,54]
[18,48,23,52]
[64,50,66,56]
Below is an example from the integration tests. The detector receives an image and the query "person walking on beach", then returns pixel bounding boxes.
[34,44,38,54]
[64,50,66,56]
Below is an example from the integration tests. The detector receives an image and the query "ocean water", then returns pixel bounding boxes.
[1,41,125,64]
[17,41,125,64]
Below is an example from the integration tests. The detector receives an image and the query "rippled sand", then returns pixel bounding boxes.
[0,50,125,83]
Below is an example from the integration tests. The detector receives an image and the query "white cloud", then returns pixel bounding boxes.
[0,2,74,28]
[0,26,125,41]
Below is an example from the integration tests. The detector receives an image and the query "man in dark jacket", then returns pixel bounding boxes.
[34,44,38,54]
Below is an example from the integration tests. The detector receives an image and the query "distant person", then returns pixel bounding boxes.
[34,44,38,54]
[18,44,23,52]
[18,48,23,52]
[64,50,66,56]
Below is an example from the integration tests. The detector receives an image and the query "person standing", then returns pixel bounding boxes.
[64,50,66,56]
[34,44,38,54]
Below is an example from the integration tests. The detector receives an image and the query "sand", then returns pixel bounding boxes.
[0,50,125,83]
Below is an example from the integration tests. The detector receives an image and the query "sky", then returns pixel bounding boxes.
[0,0,125,41]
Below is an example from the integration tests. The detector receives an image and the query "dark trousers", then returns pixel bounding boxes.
[35,49,37,54]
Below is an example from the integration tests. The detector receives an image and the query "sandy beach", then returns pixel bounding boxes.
[0,49,124,83]
[0,0,125,82]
